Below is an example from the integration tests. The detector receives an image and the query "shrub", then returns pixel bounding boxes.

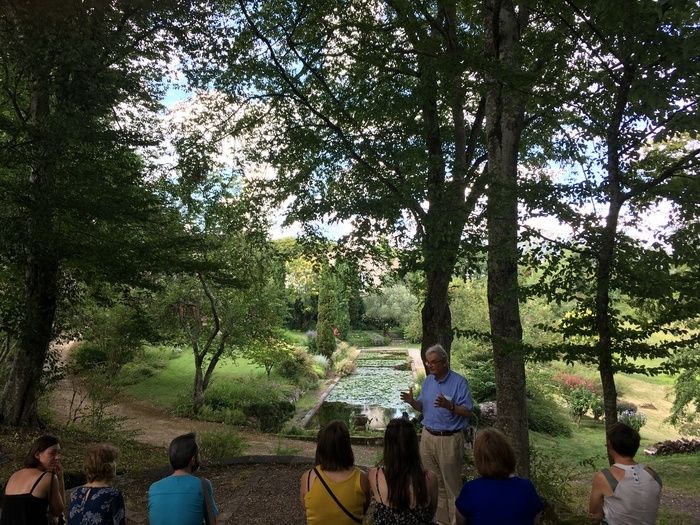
[201,379,296,432]
[591,397,605,421]
[278,347,318,386]
[465,359,497,403]
[311,355,330,378]
[530,446,575,522]
[116,361,157,385]
[305,330,317,353]
[71,342,108,370]
[566,387,597,423]
[244,400,295,432]
[619,410,647,432]
[199,429,246,462]
[553,372,598,394]
[528,394,573,437]
[617,400,638,414]
[335,358,356,377]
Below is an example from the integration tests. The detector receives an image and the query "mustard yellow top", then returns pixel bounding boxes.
[304,467,365,525]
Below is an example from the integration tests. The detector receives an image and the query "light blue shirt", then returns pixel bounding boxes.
[148,474,218,525]
[418,369,473,431]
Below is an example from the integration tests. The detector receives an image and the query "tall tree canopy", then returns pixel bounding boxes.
[183,0,491,359]
[0,0,192,425]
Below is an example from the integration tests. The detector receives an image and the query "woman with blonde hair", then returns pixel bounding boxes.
[0,435,65,525]
[455,428,543,525]
[300,420,370,524]
[67,443,125,525]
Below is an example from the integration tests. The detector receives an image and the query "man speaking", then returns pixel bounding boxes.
[401,344,474,525]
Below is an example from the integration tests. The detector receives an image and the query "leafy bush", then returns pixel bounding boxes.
[311,355,330,378]
[566,387,597,423]
[305,330,317,353]
[246,338,295,377]
[335,358,356,377]
[465,359,497,403]
[71,342,108,370]
[553,372,598,394]
[244,400,295,432]
[617,400,638,414]
[199,429,246,462]
[528,393,572,437]
[591,397,605,421]
[278,347,318,386]
[116,361,158,385]
[198,405,247,425]
[530,446,575,522]
[332,342,357,364]
[618,410,647,432]
[201,379,296,432]
[454,340,495,403]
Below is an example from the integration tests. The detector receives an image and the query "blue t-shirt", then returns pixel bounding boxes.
[68,486,125,525]
[418,370,473,431]
[455,476,543,525]
[148,474,218,525]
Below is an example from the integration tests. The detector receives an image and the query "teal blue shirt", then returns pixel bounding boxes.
[148,474,218,525]
[418,369,473,431]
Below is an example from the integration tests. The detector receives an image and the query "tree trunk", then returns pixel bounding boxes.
[0,76,58,426]
[597,64,634,457]
[484,0,530,476]
[192,358,206,414]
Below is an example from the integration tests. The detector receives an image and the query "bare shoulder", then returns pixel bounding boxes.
[300,468,314,483]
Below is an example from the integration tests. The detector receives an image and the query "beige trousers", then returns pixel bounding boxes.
[419,430,464,525]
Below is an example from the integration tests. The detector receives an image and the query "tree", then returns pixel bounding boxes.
[483,0,534,474]
[162,96,289,413]
[181,0,491,361]
[247,337,296,378]
[0,1,193,425]
[316,266,338,358]
[363,282,419,333]
[527,0,700,437]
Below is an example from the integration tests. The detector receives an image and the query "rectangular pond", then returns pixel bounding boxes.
[309,350,417,430]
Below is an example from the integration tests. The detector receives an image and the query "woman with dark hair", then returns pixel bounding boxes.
[300,420,370,524]
[368,418,438,524]
[67,443,125,525]
[0,435,65,525]
[455,428,543,525]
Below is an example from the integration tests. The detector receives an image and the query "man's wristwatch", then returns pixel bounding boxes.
[450,402,455,412]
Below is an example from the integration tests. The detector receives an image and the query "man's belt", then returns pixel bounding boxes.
[424,427,459,436]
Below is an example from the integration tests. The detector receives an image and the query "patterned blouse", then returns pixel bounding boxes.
[68,486,126,525]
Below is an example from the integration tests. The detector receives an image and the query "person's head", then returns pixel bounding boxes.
[383,418,429,508]
[383,418,420,471]
[84,443,118,483]
[606,422,640,458]
[473,428,516,480]
[23,435,61,471]
[315,420,354,471]
[168,432,200,472]
[425,344,450,378]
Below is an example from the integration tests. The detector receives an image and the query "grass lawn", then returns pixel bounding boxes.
[124,345,272,408]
